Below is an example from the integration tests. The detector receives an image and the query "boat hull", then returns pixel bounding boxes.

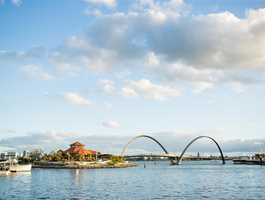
[0,170,10,176]
[9,164,32,172]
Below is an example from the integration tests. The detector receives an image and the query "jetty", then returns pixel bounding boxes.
[233,159,265,165]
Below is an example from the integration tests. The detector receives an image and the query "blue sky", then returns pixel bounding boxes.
[1,0,265,153]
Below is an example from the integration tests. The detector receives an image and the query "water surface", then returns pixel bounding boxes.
[1,161,265,200]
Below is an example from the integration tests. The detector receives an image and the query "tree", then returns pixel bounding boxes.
[30,149,44,161]
[109,156,124,165]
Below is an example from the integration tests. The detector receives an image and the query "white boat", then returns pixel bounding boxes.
[9,164,32,172]
[0,170,10,176]
[0,160,11,176]
[0,159,32,173]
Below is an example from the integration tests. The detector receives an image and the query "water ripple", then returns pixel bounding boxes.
[1,161,265,199]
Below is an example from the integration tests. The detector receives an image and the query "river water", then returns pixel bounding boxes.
[1,161,265,200]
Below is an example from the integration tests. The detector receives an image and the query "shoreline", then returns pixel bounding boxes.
[33,161,137,169]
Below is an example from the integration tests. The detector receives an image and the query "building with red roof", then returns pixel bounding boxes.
[65,142,97,156]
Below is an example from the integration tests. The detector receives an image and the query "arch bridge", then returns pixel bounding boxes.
[121,135,169,156]
[121,135,225,165]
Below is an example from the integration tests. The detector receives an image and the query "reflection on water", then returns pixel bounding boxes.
[70,169,83,186]
[10,172,32,176]
[1,161,265,200]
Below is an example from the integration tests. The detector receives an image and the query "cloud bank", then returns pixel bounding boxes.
[46,1,265,93]
[1,0,265,94]
[1,131,265,154]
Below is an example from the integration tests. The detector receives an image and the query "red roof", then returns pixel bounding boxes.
[65,141,96,155]
[70,141,84,147]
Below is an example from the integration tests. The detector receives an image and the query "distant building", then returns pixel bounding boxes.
[0,152,19,160]
[22,150,30,158]
[65,142,97,156]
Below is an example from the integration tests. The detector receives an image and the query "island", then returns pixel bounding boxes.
[28,142,136,169]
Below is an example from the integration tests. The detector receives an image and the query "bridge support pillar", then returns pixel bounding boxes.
[169,157,179,165]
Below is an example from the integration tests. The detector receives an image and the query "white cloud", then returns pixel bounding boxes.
[0,131,78,152]
[64,92,91,106]
[0,46,46,63]
[192,82,214,94]
[11,0,22,6]
[133,0,186,23]
[99,79,116,94]
[83,0,116,7]
[0,0,22,6]
[145,51,160,67]
[102,120,120,128]
[4,1,265,94]
[84,9,102,16]
[50,39,117,73]
[47,4,265,93]
[154,62,225,84]
[122,87,138,97]
[22,65,54,81]
[124,79,181,100]
[2,130,265,153]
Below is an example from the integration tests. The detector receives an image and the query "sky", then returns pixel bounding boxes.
[1,0,265,153]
